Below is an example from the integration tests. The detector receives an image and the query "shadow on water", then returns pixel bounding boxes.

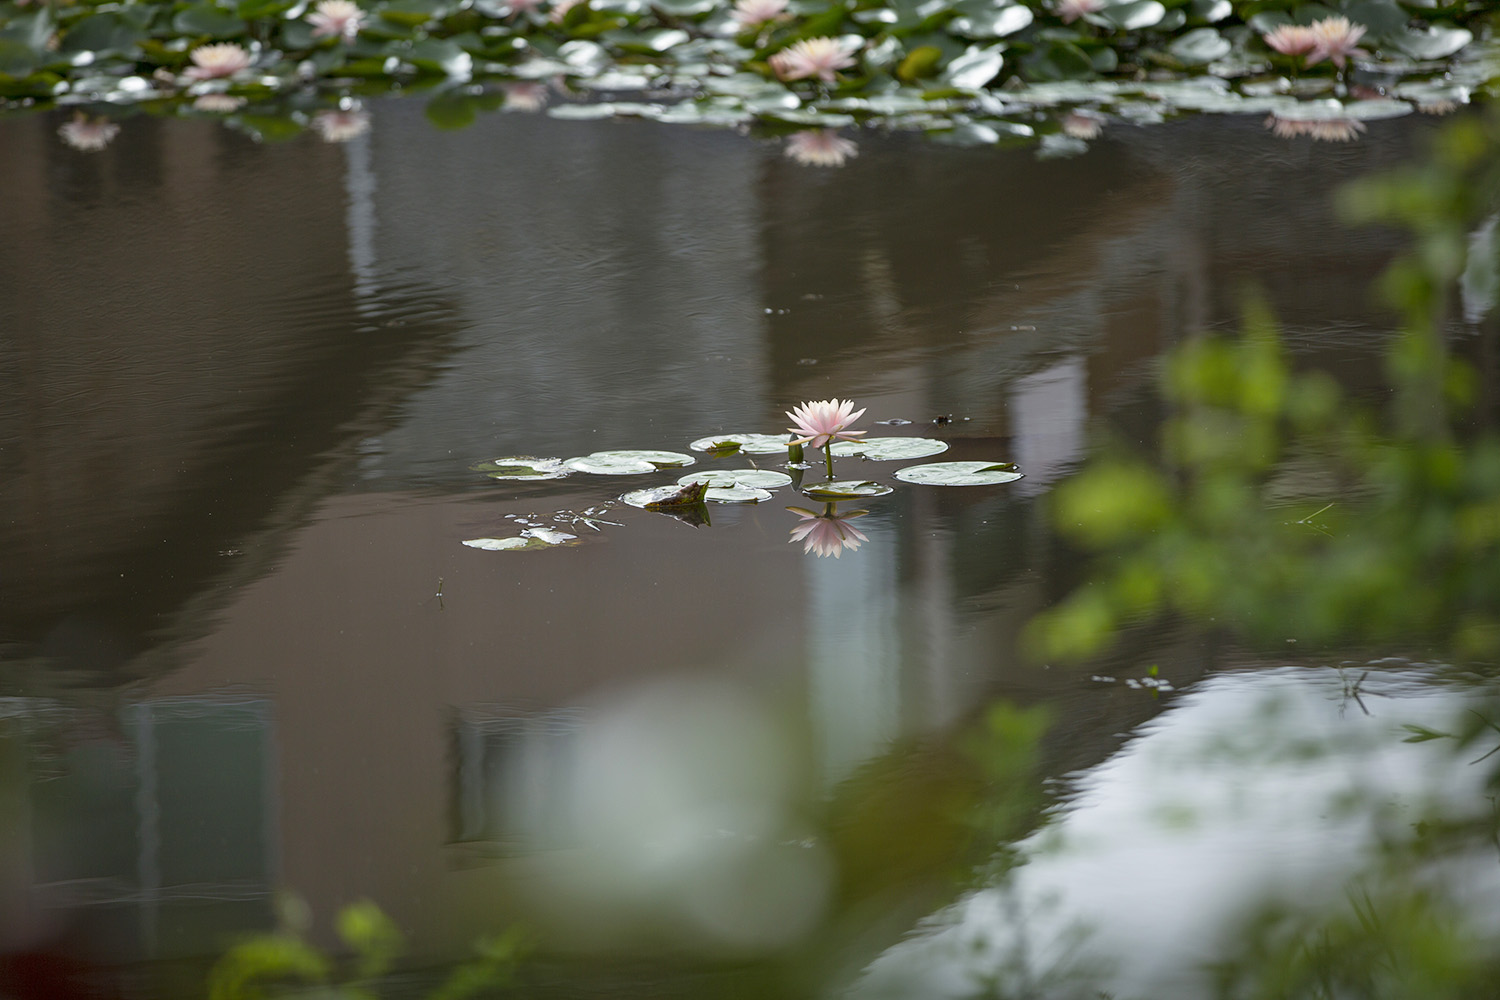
[0,100,1496,999]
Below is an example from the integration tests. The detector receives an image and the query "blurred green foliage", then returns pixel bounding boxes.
[207,895,528,1000]
[1029,107,1500,666]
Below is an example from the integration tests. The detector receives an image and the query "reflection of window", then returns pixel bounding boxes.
[17,696,276,959]
[450,706,582,859]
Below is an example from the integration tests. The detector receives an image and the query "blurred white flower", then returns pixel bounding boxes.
[769,36,858,83]
[308,0,366,42]
[1054,0,1101,24]
[1262,23,1317,57]
[1305,16,1369,69]
[731,0,790,30]
[193,93,246,112]
[184,42,252,80]
[58,113,119,151]
[311,107,371,142]
[503,81,550,111]
[785,129,858,167]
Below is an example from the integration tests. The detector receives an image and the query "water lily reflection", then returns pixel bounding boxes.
[785,129,858,167]
[502,81,550,112]
[789,504,869,558]
[57,113,119,151]
[1264,113,1366,143]
[311,107,371,142]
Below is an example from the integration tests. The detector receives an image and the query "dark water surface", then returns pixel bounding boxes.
[0,103,1479,998]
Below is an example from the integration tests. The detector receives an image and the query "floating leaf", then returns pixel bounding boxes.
[461,530,574,550]
[679,469,794,489]
[1098,0,1165,30]
[894,461,1023,486]
[950,4,1031,39]
[943,45,1006,90]
[564,450,696,474]
[704,485,773,503]
[801,480,895,500]
[470,456,568,480]
[1169,28,1230,65]
[1395,25,1472,61]
[829,437,950,461]
[623,480,708,509]
[688,433,791,454]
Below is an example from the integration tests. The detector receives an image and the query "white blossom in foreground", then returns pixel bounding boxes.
[309,0,367,42]
[769,36,859,83]
[184,42,252,80]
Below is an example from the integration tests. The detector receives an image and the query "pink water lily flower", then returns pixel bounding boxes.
[769,36,859,83]
[731,0,790,30]
[184,42,252,80]
[787,398,867,449]
[1305,16,1369,69]
[309,0,367,42]
[1262,23,1318,57]
[1054,0,1100,24]
[789,507,869,558]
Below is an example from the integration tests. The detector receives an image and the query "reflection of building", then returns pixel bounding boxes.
[0,102,1458,985]
[0,697,275,961]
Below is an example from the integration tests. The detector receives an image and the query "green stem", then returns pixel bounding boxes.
[824,447,835,480]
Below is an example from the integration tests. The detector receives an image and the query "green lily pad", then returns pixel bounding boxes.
[704,485,773,503]
[801,480,895,500]
[829,437,950,461]
[463,527,577,550]
[679,469,794,489]
[894,461,1023,486]
[623,480,708,508]
[469,456,568,480]
[564,449,696,474]
[1098,0,1165,30]
[688,433,792,454]
[1169,27,1230,65]
[1395,25,1472,61]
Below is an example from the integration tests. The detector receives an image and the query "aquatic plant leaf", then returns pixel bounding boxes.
[174,4,246,37]
[802,480,895,500]
[688,433,792,454]
[950,5,1031,39]
[894,461,1024,485]
[564,450,696,474]
[463,536,546,550]
[829,436,950,461]
[623,480,709,509]
[1169,28,1230,65]
[1395,25,1472,61]
[1099,0,1165,30]
[704,485,773,503]
[679,469,794,489]
[1188,0,1230,24]
[469,457,568,480]
[943,45,1006,89]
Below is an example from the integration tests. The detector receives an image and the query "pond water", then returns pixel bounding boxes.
[2,101,1497,999]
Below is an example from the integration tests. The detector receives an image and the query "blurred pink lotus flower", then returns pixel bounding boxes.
[58,114,119,151]
[787,398,866,449]
[1054,0,1100,24]
[789,507,869,558]
[311,108,371,142]
[731,0,790,30]
[309,0,367,42]
[785,129,858,167]
[1261,23,1317,58]
[1305,16,1368,69]
[769,36,859,83]
[184,42,252,80]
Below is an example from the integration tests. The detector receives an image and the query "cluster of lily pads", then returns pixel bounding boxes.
[9,0,1496,158]
[460,422,1022,553]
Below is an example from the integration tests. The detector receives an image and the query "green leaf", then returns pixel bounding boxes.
[897,44,944,82]
[1395,25,1471,61]
[59,13,147,55]
[942,45,1005,90]
[173,4,247,38]
[0,39,39,76]
[894,461,1025,485]
[950,3,1031,39]
[688,433,791,454]
[679,469,793,489]
[469,457,568,480]
[1099,0,1165,30]
[829,436,951,461]
[802,480,894,500]
[564,450,696,475]
[1169,27,1230,65]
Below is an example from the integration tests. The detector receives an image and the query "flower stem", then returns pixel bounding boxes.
[824,447,835,480]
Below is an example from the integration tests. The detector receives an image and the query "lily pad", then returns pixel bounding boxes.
[462,527,578,550]
[679,469,794,489]
[1395,25,1472,61]
[801,480,895,500]
[564,449,696,474]
[688,433,792,454]
[470,456,568,480]
[894,461,1023,486]
[704,485,773,503]
[829,437,950,461]
[622,483,704,508]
